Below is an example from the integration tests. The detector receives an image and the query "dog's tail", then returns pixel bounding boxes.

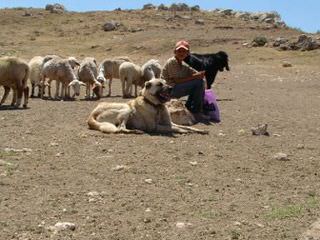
[87,110,119,133]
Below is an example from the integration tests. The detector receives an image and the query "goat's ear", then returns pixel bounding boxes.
[145,81,152,89]
[68,80,75,87]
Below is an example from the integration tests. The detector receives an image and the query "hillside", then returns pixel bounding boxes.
[1,7,320,240]
[1,7,319,64]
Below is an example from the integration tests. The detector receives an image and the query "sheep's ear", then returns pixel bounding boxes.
[145,81,152,89]
[93,59,97,65]
[75,61,80,66]
[80,81,86,86]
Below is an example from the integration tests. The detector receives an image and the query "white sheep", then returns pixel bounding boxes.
[97,56,131,96]
[141,59,162,80]
[0,57,30,108]
[28,56,44,98]
[119,59,162,98]
[78,57,102,99]
[119,62,143,98]
[41,56,84,100]
[40,55,81,99]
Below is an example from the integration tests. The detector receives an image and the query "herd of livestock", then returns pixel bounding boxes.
[0,55,162,108]
[0,50,229,109]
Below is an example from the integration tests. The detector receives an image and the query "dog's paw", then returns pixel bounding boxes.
[133,129,144,134]
[198,130,209,135]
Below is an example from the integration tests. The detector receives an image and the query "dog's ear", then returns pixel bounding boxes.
[145,81,152,89]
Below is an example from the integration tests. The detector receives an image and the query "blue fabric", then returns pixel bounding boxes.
[170,79,205,113]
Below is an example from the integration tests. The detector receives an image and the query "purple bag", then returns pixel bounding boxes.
[203,89,220,123]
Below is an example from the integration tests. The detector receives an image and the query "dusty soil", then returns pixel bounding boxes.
[1,8,320,240]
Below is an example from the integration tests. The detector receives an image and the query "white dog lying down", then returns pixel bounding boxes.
[87,78,208,134]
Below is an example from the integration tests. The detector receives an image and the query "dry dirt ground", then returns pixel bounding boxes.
[1,8,320,240]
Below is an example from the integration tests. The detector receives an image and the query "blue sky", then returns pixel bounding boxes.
[1,0,319,33]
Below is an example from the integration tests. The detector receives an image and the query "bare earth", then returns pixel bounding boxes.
[1,8,320,240]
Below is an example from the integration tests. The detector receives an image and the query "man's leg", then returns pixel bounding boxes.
[188,79,205,113]
[171,79,204,112]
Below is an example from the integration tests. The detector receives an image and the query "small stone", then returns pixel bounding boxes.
[49,222,76,232]
[195,19,205,25]
[251,124,269,136]
[87,191,100,197]
[273,133,281,137]
[22,148,32,152]
[218,132,225,137]
[55,152,64,157]
[238,129,245,134]
[297,144,305,149]
[282,62,292,67]
[255,223,264,228]
[145,208,151,212]
[79,133,88,138]
[50,142,59,147]
[234,221,242,226]
[145,179,153,184]
[176,222,186,228]
[273,152,289,161]
[189,161,198,166]
[112,165,125,171]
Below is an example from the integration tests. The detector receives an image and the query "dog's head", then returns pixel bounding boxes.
[216,51,230,72]
[141,78,172,105]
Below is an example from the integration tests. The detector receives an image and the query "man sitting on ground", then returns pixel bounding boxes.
[161,40,209,122]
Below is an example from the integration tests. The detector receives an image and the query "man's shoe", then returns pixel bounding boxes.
[193,113,211,122]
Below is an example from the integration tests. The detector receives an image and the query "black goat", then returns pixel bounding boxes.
[184,51,230,89]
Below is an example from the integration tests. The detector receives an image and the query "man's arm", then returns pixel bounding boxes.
[174,71,206,84]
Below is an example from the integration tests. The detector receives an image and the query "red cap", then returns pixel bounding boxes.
[175,40,190,51]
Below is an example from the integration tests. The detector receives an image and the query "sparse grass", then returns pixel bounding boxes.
[0,150,19,158]
[230,229,241,240]
[266,196,320,220]
[197,210,219,219]
[0,150,20,176]
[3,163,18,176]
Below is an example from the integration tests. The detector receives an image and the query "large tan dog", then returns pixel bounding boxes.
[87,78,208,134]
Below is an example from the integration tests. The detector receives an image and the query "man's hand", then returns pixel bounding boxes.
[193,71,206,79]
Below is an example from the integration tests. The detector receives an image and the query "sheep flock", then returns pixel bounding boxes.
[0,55,162,108]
